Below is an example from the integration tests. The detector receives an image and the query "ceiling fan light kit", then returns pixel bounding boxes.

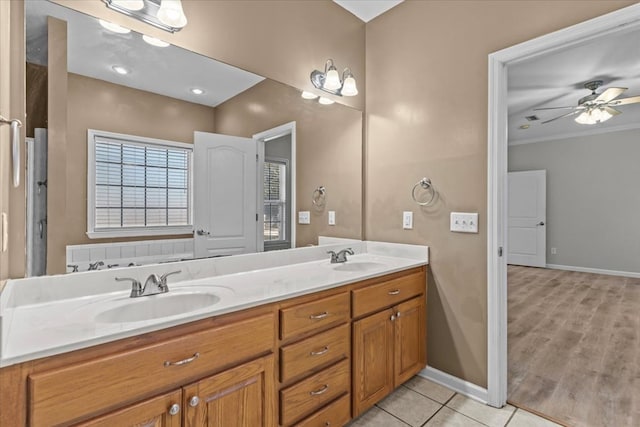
[535,80,640,125]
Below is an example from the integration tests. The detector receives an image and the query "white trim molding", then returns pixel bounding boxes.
[419,367,488,404]
[487,2,640,409]
[546,264,640,279]
[509,121,640,147]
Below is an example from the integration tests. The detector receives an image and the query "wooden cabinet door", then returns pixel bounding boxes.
[76,389,182,427]
[352,308,394,417]
[393,296,427,387]
[183,354,276,427]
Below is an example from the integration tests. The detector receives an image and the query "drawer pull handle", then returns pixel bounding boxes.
[309,311,328,320]
[169,403,180,416]
[388,289,401,295]
[310,384,329,396]
[310,346,329,356]
[164,352,199,367]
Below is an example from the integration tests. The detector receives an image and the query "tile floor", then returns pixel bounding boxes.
[348,376,561,427]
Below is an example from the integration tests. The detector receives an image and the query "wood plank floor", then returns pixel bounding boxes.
[507,265,640,427]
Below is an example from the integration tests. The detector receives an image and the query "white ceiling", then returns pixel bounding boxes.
[25,0,264,108]
[508,25,640,144]
[333,0,403,22]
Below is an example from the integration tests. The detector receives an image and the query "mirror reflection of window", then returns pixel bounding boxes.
[263,160,287,242]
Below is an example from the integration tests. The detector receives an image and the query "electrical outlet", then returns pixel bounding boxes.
[450,212,479,233]
[403,211,413,230]
[551,247,557,255]
[328,211,336,225]
[298,211,310,224]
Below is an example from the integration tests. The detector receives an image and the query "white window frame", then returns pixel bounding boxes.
[263,157,288,244]
[86,129,194,239]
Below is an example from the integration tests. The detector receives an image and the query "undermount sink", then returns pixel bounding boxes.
[95,292,220,323]
[332,261,386,272]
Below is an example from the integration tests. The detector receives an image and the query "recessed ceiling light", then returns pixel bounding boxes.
[519,124,530,130]
[301,91,318,100]
[142,34,170,47]
[99,19,131,34]
[112,65,130,75]
[190,88,204,95]
[318,97,334,105]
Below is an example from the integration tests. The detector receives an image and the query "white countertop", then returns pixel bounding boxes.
[0,240,428,367]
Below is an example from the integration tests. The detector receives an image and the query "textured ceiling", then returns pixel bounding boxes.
[333,0,403,22]
[508,25,640,144]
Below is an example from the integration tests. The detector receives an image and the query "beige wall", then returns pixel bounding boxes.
[364,0,636,387]
[46,73,215,274]
[52,0,365,111]
[215,79,363,246]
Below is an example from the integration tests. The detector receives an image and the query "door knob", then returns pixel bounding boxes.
[537,221,545,226]
[196,229,210,236]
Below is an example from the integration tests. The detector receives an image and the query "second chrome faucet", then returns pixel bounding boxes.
[116,270,181,298]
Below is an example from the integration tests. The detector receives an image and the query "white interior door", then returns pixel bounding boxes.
[193,131,257,258]
[507,170,546,267]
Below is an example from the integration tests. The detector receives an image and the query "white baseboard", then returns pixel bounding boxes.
[418,366,488,404]
[546,264,640,279]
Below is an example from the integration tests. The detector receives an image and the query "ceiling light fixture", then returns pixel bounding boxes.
[190,88,204,95]
[112,65,130,75]
[301,91,319,100]
[99,19,131,34]
[574,107,614,125]
[310,59,358,97]
[142,34,170,47]
[103,0,187,33]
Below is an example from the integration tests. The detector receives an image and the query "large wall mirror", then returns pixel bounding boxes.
[24,0,363,276]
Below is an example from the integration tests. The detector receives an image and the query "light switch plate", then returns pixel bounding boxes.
[403,211,413,230]
[328,211,336,225]
[298,211,310,224]
[450,212,478,233]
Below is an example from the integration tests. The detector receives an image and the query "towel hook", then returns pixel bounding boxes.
[412,177,436,206]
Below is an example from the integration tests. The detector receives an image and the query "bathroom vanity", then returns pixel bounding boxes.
[0,242,428,426]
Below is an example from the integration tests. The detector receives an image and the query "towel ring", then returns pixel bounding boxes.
[412,177,436,206]
[312,186,326,206]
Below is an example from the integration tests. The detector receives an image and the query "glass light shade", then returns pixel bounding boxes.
[142,34,170,47]
[301,91,318,99]
[574,108,613,125]
[157,0,188,28]
[324,68,341,90]
[318,97,335,105]
[112,0,144,11]
[341,76,358,96]
[99,19,131,34]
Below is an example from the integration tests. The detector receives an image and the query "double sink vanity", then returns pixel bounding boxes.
[0,240,428,426]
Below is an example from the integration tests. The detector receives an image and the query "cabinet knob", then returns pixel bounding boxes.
[396,311,401,318]
[169,403,180,416]
[189,395,200,407]
[390,314,396,321]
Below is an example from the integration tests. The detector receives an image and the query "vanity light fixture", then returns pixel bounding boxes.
[190,88,204,95]
[574,107,614,125]
[103,0,188,33]
[142,34,170,47]
[310,59,359,97]
[99,19,131,34]
[112,65,130,75]
[301,91,319,100]
[318,97,335,105]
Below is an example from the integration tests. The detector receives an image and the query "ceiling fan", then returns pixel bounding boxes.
[535,80,640,125]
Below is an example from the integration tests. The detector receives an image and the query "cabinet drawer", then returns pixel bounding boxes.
[280,324,349,383]
[29,312,275,427]
[352,270,424,318]
[293,393,351,427]
[280,292,350,341]
[280,360,350,426]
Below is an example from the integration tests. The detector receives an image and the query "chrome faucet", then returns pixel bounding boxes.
[116,270,181,298]
[88,261,104,271]
[327,248,355,264]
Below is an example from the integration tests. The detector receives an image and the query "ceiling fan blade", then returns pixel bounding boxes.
[610,95,640,106]
[540,110,580,124]
[604,106,621,116]
[533,106,575,111]
[595,87,627,102]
